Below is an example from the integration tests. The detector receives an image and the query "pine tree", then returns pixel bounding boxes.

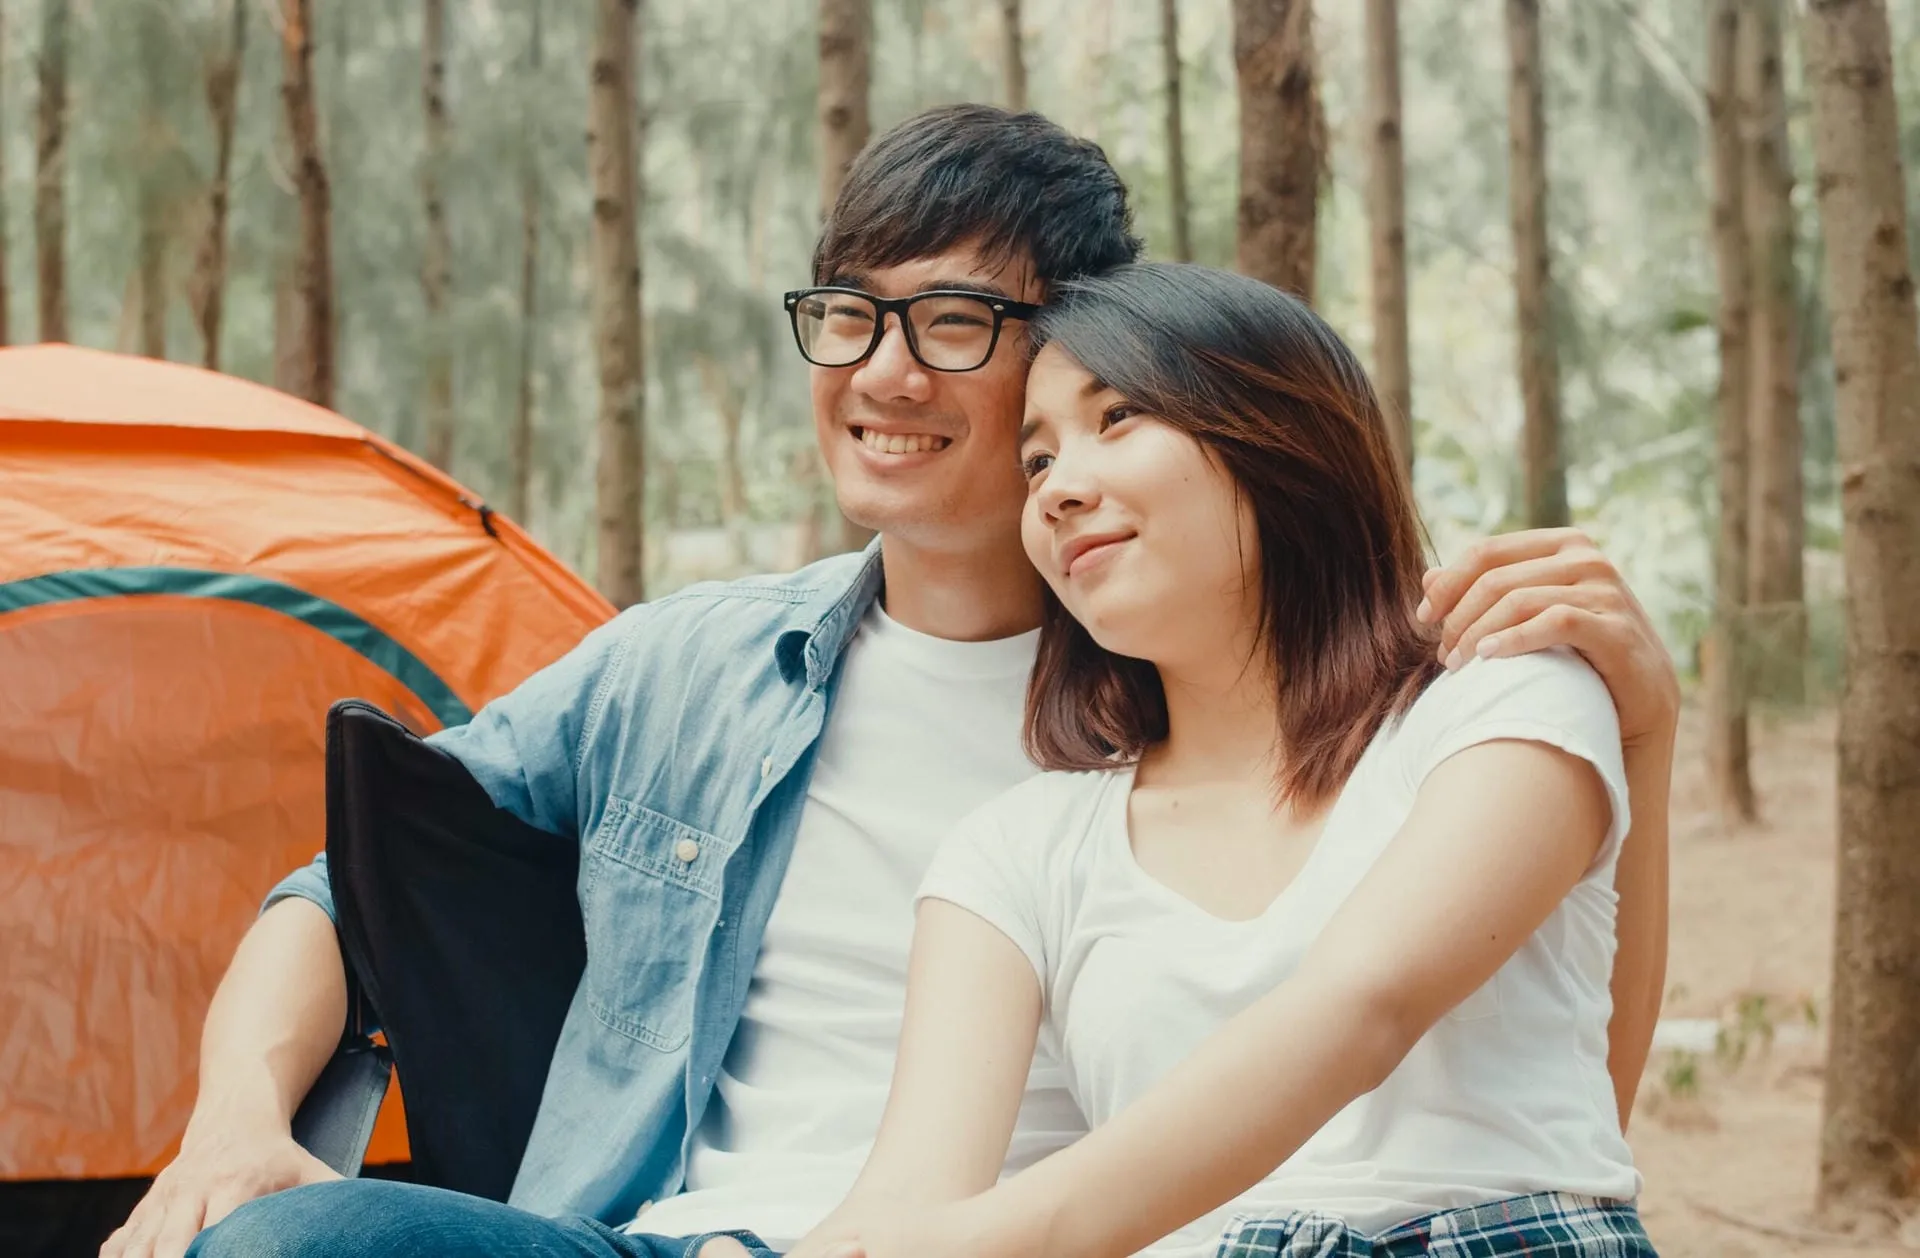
[1804,0,1920,1214]
[1233,0,1322,299]
[589,0,646,607]
[1366,0,1411,473]
[1505,0,1568,527]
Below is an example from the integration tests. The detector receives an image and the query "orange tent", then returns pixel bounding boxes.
[0,346,614,1186]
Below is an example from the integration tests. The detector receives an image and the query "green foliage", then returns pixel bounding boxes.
[0,0,1870,610]
[1661,1049,1701,1100]
[1715,992,1779,1068]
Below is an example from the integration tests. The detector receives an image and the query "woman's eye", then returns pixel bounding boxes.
[1020,452,1054,479]
[1100,403,1139,432]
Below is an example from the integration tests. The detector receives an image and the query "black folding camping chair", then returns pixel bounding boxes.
[289,699,587,1202]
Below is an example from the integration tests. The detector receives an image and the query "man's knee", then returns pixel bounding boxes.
[187,1180,416,1258]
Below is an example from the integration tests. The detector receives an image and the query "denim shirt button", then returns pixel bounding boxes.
[674,837,700,863]
[761,755,773,779]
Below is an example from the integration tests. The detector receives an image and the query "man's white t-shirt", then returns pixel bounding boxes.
[918,650,1640,1255]
[631,603,1086,1246]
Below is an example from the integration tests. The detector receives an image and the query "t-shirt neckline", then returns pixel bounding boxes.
[865,600,1040,681]
[1100,752,1364,930]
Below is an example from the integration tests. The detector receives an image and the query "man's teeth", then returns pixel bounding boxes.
[858,429,950,455]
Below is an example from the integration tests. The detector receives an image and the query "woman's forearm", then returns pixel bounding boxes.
[986,970,1408,1258]
[969,741,1611,1258]
[1606,731,1674,1130]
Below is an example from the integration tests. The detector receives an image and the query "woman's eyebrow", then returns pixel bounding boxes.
[1018,416,1050,445]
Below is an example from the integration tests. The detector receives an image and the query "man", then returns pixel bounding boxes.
[110,105,1676,1258]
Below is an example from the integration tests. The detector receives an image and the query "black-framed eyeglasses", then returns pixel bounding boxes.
[783,287,1042,373]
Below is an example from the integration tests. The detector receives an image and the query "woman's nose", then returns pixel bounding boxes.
[1036,452,1098,522]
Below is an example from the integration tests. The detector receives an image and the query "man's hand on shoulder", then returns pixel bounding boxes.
[100,1124,339,1258]
[1419,526,1680,750]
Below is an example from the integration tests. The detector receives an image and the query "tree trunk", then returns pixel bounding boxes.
[1804,0,1920,1215]
[510,1,542,526]
[279,0,334,408]
[1504,0,1568,528]
[1159,0,1191,263]
[589,0,646,608]
[1704,0,1758,824]
[189,0,245,371]
[818,0,875,556]
[0,1,10,347]
[1739,0,1806,703]
[705,172,771,569]
[1233,0,1322,299]
[1365,0,1411,474]
[136,194,167,359]
[817,0,870,222]
[272,263,303,393]
[421,0,454,471]
[697,354,749,530]
[34,0,69,343]
[134,5,168,361]
[998,0,1026,112]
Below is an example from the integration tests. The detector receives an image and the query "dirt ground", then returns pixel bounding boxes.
[1630,702,1916,1256]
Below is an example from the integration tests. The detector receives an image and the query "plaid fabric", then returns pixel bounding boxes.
[1214,1192,1657,1257]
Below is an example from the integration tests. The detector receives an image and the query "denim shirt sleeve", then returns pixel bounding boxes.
[262,850,339,922]
[258,609,636,923]
[426,611,633,836]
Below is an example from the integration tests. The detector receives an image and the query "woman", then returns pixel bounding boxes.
[770,264,1654,1258]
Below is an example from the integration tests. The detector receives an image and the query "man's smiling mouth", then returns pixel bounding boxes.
[852,427,952,455]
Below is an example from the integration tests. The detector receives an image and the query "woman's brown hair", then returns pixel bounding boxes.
[1024,263,1443,807]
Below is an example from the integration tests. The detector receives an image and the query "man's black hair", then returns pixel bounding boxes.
[813,104,1142,292]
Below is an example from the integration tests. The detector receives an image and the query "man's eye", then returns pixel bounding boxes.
[1021,452,1054,479]
[826,304,874,323]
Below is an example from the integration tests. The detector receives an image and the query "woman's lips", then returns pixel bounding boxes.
[1062,532,1134,578]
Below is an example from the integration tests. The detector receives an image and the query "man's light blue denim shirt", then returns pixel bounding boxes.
[265,545,883,1225]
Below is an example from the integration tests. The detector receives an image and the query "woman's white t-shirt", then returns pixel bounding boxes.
[917,650,1641,1255]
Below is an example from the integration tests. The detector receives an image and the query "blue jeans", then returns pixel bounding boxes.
[187,1180,778,1258]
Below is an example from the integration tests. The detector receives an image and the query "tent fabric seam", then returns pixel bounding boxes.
[0,566,474,727]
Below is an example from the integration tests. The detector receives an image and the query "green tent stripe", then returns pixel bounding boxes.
[0,566,472,727]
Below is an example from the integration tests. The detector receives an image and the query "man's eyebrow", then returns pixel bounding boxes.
[819,274,1019,301]
[913,278,1015,300]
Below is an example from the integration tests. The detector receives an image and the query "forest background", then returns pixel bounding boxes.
[8,0,1920,1251]
[0,0,1846,650]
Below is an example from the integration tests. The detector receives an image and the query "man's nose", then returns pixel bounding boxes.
[849,313,932,402]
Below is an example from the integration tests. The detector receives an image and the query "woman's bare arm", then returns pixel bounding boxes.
[789,899,1044,1255]
[955,738,1615,1258]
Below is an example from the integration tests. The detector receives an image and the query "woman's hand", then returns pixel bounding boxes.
[1419,527,1680,750]
[782,1194,1033,1258]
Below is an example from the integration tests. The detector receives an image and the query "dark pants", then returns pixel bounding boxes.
[186,1181,778,1258]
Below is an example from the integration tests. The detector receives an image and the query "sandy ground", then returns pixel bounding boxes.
[1629,702,1916,1257]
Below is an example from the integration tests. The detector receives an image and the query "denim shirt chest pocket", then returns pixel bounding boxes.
[581,795,733,1055]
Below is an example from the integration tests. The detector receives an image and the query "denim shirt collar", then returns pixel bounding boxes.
[775,537,884,690]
